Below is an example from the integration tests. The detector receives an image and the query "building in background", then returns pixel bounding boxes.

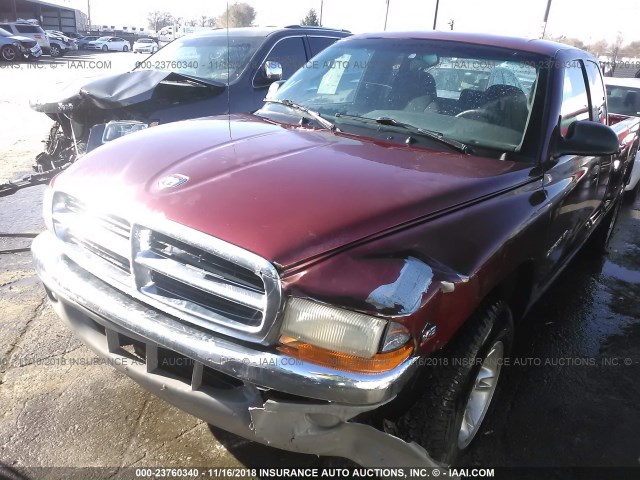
[0,0,88,33]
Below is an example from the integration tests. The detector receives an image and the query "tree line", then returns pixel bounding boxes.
[147,3,258,32]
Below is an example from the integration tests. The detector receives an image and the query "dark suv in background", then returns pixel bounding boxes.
[28,25,351,173]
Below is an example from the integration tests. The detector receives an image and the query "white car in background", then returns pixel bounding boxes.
[132,38,158,54]
[606,77,640,198]
[46,30,77,50]
[87,36,130,52]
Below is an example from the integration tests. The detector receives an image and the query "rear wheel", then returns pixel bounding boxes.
[1,45,18,62]
[123,45,129,52]
[49,44,61,57]
[393,300,513,465]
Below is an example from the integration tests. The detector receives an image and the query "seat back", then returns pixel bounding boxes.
[481,85,529,131]
[458,89,484,112]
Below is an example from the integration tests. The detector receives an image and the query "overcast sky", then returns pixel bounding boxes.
[55,0,639,43]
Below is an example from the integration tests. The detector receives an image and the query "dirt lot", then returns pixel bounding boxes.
[0,52,639,480]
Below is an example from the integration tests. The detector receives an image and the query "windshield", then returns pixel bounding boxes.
[263,38,543,153]
[0,28,11,38]
[137,39,153,43]
[135,34,264,84]
[606,84,640,117]
[96,37,110,41]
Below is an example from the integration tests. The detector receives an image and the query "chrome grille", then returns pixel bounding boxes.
[52,193,131,273]
[52,192,282,344]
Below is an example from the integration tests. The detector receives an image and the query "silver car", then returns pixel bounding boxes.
[0,27,42,61]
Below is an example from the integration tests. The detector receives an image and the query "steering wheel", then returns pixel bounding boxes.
[455,109,501,125]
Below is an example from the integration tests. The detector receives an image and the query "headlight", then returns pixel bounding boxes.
[102,121,148,143]
[278,298,414,373]
[281,298,387,357]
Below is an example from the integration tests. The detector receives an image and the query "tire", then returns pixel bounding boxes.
[49,44,61,57]
[589,194,623,253]
[1,45,18,62]
[624,182,639,203]
[393,300,514,465]
[102,45,108,52]
[123,45,129,52]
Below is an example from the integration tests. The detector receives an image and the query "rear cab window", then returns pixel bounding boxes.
[584,60,607,123]
[560,61,590,135]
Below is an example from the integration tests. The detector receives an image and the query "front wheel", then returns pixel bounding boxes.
[393,300,514,465]
[123,45,129,52]
[1,45,18,62]
[102,45,108,52]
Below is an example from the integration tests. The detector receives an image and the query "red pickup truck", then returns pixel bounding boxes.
[32,31,639,467]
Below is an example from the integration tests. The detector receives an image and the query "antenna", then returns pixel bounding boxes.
[226,0,232,139]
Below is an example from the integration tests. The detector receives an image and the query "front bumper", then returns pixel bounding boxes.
[32,232,436,467]
[28,44,42,58]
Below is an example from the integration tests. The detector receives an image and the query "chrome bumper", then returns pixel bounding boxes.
[32,232,437,467]
[32,231,419,406]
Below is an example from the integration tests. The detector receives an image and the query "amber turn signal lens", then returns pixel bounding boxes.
[277,337,414,374]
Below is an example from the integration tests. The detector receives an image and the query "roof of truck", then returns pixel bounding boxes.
[348,30,581,57]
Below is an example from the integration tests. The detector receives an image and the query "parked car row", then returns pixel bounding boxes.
[0,21,154,61]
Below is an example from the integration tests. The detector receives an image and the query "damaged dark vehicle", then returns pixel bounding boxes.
[0,26,349,196]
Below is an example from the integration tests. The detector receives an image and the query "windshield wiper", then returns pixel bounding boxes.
[265,99,337,132]
[335,113,471,154]
[375,117,471,154]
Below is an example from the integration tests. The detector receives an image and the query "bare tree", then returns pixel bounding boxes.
[586,39,609,57]
[608,33,625,76]
[300,8,320,26]
[195,16,216,27]
[622,41,640,58]
[147,11,174,32]
[216,3,256,28]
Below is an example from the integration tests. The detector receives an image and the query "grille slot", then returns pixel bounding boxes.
[150,232,264,292]
[150,271,263,326]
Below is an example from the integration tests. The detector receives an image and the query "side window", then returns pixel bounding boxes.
[264,37,307,80]
[307,36,339,58]
[584,60,607,123]
[15,25,39,34]
[560,62,590,135]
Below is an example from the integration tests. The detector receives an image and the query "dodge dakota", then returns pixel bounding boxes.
[32,31,639,467]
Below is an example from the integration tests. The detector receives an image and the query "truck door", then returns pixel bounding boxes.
[541,60,607,273]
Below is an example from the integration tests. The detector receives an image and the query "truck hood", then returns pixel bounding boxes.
[55,114,534,268]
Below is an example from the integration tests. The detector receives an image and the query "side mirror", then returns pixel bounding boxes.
[265,80,285,100]
[264,61,283,81]
[255,60,284,87]
[553,120,620,157]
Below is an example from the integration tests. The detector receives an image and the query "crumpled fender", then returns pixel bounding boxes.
[29,70,225,113]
